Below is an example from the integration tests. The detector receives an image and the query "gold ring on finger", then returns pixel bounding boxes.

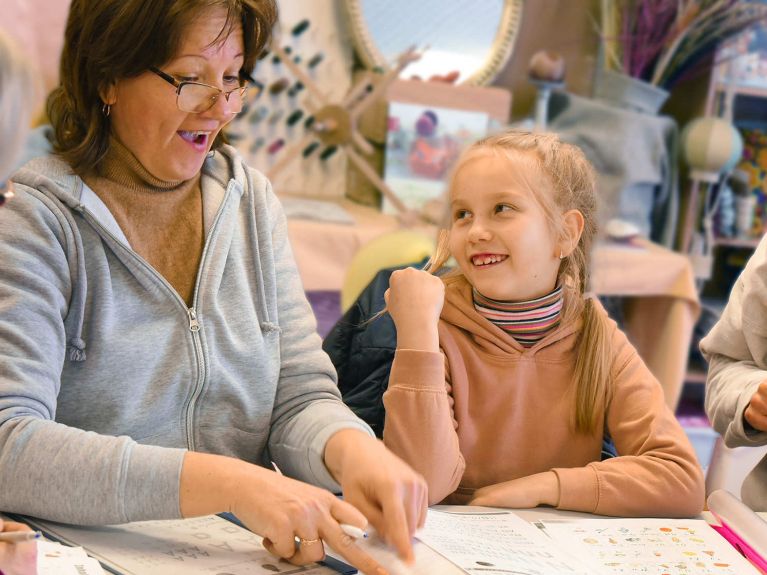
[299,537,321,545]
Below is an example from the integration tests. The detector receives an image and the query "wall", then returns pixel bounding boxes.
[491,0,710,125]
[0,0,72,101]
[492,0,600,120]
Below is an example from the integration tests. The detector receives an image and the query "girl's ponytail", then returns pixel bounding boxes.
[572,298,612,433]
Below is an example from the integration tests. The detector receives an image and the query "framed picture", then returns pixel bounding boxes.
[382,102,489,214]
[381,80,511,215]
[715,13,767,90]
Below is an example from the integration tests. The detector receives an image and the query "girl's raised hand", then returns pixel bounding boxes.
[385,268,444,353]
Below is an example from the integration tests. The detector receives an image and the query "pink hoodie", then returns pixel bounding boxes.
[383,275,704,516]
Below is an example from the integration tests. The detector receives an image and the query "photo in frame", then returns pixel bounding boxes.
[715,8,767,90]
[382,102,489,215]
[381,80,513,216]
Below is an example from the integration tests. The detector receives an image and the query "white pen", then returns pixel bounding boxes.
[0,530,41,543]
[339,524,368,540]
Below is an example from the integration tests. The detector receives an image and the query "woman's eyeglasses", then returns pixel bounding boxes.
[149,67,262,114]
[0,180,14,207]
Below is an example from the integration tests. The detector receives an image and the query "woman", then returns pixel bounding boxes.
[0,29,39,575]
[0,1,426,572]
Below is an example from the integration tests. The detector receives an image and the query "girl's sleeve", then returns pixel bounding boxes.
[552,329,705,517]
[382,348,465,504]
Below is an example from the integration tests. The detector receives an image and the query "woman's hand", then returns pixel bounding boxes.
[180,451,392,574]
[385,268,444,352]
[325,430,428,564]
[468,472,560,509]
[0,519,37,575]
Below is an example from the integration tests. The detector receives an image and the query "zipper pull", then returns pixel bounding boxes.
[187,308,200,332]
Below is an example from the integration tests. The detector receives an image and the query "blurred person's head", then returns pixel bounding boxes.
[0,31,38,205]
[48,0,277,179]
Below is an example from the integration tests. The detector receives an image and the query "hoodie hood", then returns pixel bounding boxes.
[14,155,89,361]
[9,146,259,363]
[440,274,582,358]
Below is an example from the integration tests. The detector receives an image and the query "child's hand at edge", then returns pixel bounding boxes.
[745,380,767,432]
[0,518,38,575]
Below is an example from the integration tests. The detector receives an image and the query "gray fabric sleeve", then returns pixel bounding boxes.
[701,233,767,448]
[257,178,373,491]
[705,355,767,447]
[0,187,185,523]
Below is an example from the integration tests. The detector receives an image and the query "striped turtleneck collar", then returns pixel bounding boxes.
[473,285,564,347]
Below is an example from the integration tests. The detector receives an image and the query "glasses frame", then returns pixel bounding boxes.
[149,67,262,114]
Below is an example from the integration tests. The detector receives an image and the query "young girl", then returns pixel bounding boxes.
[382,131,704,517]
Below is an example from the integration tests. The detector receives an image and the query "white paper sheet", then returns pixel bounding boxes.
[415,510,593,575]
[26,515,335,575]
[539,517,761,575]
[37,540,106,574]
[338,531,460,575]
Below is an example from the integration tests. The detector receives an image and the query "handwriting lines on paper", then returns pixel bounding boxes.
[417,511,591,575]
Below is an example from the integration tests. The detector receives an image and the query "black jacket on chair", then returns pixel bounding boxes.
[323,265,402,438]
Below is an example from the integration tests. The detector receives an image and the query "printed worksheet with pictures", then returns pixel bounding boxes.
[539,518,761,575]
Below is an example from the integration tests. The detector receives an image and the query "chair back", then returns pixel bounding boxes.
[341,229,434,313]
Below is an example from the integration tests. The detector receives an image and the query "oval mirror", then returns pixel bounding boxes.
[344,0,523,86]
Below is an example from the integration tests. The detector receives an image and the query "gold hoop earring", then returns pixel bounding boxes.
[102,104,111,117]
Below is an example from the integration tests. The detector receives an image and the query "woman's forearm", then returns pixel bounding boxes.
[179,451,258,517]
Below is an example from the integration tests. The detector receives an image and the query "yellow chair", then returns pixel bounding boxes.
[340,229,435,313]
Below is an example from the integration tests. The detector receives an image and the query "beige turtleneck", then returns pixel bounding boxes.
[83,139,204,305]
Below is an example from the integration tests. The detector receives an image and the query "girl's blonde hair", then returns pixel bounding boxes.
[0,31,38,183]
[426,131,612,434]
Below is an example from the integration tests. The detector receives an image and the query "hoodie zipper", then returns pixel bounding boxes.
[79,181,233,451]
[187,308,200,331]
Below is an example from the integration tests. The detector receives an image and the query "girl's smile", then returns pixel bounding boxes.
[470,253,509,267]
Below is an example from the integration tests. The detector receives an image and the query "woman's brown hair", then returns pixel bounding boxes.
[48,0,277,175]
[426,131,612,434]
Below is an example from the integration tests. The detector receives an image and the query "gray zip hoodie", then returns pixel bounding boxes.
[0,145,372,523]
